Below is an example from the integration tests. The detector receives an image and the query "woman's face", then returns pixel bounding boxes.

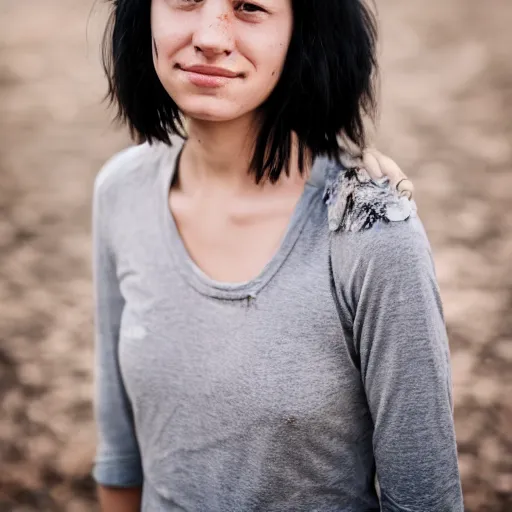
[151,0,293,123]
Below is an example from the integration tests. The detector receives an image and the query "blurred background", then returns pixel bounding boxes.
[0,0,511,510]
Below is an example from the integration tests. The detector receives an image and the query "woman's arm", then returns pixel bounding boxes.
[331,217,464,511]
[92,165,144,506]
[98,486,142,512]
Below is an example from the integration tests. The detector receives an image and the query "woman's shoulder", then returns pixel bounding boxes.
[321,158,417,233]
[93,140,180,199]
[319,160,431,272]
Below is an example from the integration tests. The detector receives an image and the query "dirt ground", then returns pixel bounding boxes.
[0,0,511,510]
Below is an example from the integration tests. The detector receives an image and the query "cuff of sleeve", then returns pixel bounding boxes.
[93,456,143,488]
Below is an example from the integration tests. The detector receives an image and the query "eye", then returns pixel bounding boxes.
[176,0,203,8]
[176,0,203,12]
[235,2,265,14]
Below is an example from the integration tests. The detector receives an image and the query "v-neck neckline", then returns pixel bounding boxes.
[158,141,323,300]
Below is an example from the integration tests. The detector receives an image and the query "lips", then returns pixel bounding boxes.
[178,64,242,88]
[179,64,241,78]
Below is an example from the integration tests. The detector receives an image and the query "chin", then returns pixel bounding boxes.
[177,95,258,124]
[182,109,236,123]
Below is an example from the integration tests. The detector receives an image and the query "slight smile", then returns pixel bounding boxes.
[177,64,243,88]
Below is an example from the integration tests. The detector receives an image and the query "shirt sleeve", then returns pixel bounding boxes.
[92,172,143,488]
[331,216,463,512]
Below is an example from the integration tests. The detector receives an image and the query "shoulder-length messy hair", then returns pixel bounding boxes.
[102,0,378,183]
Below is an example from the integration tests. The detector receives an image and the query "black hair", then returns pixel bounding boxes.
[102,0,378,183]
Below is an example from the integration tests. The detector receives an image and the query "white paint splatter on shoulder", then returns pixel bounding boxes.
[323,163,417,233]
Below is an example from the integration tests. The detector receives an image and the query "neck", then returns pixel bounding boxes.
[178,113,262,195]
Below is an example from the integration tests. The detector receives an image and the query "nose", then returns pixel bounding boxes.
[193,1,235,58]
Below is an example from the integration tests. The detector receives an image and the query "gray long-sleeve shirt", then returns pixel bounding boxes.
[92,141,463,511]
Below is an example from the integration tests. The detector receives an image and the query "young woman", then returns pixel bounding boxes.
[93,0,463,510]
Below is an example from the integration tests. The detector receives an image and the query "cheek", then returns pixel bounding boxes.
[254,36,291,86]
[246,21,292,79]
[151,4,188,63]
[237,31,289,72]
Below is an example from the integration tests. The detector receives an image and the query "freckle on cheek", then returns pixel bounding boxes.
[217,13,231,31]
